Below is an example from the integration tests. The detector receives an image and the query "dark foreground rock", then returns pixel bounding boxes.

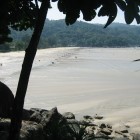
[0,107,140,140]
[0,81,14,118]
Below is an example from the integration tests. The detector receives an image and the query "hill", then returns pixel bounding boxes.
[1,19,140,52]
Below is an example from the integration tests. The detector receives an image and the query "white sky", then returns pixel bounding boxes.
[47,2,138,25]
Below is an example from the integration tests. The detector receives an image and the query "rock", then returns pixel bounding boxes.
[0,108,138,140]
[63,112,75,119]
[99,123,106,129]
[121,130,128,133]
[30,108,42,113]
[107,124,112,129]
[20,121,44,140]
[0,81,14,118]
[86,126,95,134]
[113,138,130,140]
[83,115,93,120]
[22,109,31,120]
[100,128,112,135]
[79,120,97,127]
[30,111,42,123]
[124,125,130,128]
[0,118,45,140]
[67,119,79,124]
[40,107,74,140]
[79,120,90,125]
[94,114,103,120]
[95,131,110,139]
[83,134,95,140]
[115,131,128,138]
[67,119,80,134]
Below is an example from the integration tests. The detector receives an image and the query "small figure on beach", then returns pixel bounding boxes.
[0,63,2,66]
[0,81,14,118]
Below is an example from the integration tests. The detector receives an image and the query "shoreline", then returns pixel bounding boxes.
[0,47,140,133]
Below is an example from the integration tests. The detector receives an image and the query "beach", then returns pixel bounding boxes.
[1,47,140,133]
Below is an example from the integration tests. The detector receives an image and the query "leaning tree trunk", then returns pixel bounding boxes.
[8,0,50,140]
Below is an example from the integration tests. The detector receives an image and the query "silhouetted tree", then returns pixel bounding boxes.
[0,0,140,140]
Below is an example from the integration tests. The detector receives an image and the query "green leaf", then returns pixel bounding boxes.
[98,6,109,17]
[58,0,66,13]
[65,9,80,25]
[81,9,96,21]
[135,13,140,24]
[104,3,117,28]
[124,2,135,24]
[115,0,126,11]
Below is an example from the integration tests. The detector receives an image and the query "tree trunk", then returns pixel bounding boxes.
[8,0,50,140]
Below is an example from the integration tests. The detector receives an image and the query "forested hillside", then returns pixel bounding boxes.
[1,19,140,52]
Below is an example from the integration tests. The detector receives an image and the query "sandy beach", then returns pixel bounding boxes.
[1,47,140,133]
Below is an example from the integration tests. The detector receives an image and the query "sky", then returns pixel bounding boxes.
[47,2,138,25]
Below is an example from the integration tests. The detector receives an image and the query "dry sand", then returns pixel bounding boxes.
[1,47,140,133]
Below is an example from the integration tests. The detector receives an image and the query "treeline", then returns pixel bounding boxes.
[1,19,140,52]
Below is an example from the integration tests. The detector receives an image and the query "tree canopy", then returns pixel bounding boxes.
[57,0,140,26]
[1,0,140,44]
[0,0,38,44]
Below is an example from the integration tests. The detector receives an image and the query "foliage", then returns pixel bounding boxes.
[2,20,140,52]
[41,20,140,47]
[0,0,38,44]
[0,44,11,52]
[1,0,140,44]
[56,0,140,27]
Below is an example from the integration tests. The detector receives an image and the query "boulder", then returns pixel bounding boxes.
[94,114,103,120]
[0,108,138,140]
[83,115,93,120]
[20,121,44,140]
[121,130,129,133]
[100,128,112,135]
[0,118,45,140]
[22,109,31,121]
[0,81,14,118]
[99,123,106,129]
[94,131,110,139]
[63,112,75,119]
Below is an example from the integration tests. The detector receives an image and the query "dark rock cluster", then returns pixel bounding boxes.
[0,107,140,140]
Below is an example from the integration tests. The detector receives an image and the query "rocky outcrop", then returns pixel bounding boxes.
[0,81,14,118]
[0,107,140,140]
[0,119,44,140]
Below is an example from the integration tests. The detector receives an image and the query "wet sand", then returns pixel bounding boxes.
[1,47,140,133]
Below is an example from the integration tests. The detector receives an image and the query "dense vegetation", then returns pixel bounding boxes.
[1,19,140,52]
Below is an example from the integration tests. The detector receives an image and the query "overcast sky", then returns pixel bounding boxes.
[47,2,137,25]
